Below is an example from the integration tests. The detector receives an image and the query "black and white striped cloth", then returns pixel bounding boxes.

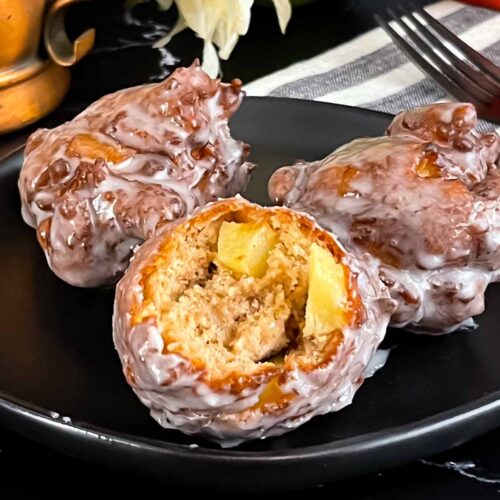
[246,1,500,132]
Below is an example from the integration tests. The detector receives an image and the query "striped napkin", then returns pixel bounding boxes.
[245,0,500,132]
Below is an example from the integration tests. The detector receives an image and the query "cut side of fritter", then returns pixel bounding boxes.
[113,197,394,446]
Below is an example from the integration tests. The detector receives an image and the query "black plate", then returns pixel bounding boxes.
[1,97,500,491]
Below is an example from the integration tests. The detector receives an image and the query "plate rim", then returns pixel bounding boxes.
[2,97,499,484]
[2,387,500,461]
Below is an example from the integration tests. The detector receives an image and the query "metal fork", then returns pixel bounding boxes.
[375,2,500,124]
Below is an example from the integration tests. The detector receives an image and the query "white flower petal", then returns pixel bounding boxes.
[156,0,174,10]
[154,0,288,76]
[271,0,292,33]
[216,32,239,60]
[213,0,253,60]
[230,0,254,34]
[153,17,187,48]
[176,0,225,39]
[202,40,220,78]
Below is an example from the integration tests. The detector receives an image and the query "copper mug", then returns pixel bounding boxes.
[0,0,95,134]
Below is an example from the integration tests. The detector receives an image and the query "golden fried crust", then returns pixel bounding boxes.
[113,197,394,445]
[269,103,500,333]
[18,62,253,287]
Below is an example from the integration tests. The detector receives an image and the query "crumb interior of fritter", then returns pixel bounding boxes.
[140,210,347,380]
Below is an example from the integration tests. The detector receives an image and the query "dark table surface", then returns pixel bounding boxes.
[2,0,500,497]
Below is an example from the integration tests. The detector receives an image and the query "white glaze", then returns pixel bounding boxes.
[18,63,253,287]
[113,198,395,446]
[269,103,500,333]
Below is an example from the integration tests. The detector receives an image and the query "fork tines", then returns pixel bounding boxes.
[375,2,500,124]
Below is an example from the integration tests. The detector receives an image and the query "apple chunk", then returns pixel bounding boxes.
[215,221,278,278]
[304,243,348,335]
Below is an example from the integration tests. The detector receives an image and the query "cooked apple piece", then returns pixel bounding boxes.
[304,243,348,335]
[415,152,440,178]
[66,134,129,164]
[215,221,278,277]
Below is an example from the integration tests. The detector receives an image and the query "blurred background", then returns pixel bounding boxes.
[61,0,435,112]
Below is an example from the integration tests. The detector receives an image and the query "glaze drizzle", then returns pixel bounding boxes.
[269,103,500,333]
[19,62,253,287]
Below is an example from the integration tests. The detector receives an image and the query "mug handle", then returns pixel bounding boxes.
[44,0,95,67]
